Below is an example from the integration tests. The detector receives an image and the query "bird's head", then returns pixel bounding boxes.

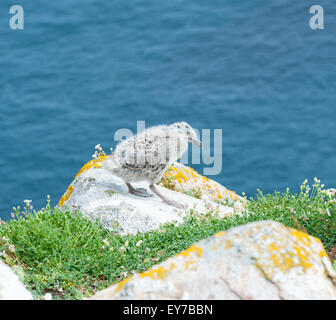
[170,122,203,148]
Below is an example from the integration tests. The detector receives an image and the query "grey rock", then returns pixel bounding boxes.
[0,261,32,300]
[90,221,336,300]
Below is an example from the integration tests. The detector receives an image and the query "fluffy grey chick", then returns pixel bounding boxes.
[106,122,202,208]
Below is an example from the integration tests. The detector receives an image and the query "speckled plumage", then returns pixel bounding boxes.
[110,122,200,184]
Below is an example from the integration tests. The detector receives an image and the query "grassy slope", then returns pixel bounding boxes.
[0,179,335,299]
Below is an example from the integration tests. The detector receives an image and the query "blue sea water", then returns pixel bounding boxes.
[1,1,336,220]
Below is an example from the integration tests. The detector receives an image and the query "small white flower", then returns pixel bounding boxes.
[136,240,143,247]
[8,244,15,253]
[314,177,320,184]
[103,239,110,246]
[44,293,52,300]
[23,200,32,206]
[325,188,336,196]
[124,240,129,247]
[95,144,101,150]
[119,246,126,253]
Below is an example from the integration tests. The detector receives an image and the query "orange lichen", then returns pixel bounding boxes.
[184,259,197,270]
[319,250,328,258]
[292,245,313,269]
[225,238,232,250]
[289,228,312,246]
[215,231,225,238]
[268,243,280,251]
[58,185,74,207]
[173,172,188,183]
[114,277,131,296]
[74,155,109,180]
[178,245,203,258]
[265,235,314,273]
[140,263,176,280]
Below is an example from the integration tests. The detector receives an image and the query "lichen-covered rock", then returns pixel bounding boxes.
[0,261,32,300]
[58,156,239,235]
[90,221,336,300]
[159,162,245,204]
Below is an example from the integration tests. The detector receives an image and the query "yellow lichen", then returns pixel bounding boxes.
[264,233,314,273]
[268,243,280,251]
[289,228,312,246]
[215,231,225,238]
[114,277,131,296]
[74,155,109,180]
[184,258,197,270]
[58,185,74,207]
[173,171,188,183]
[140,263,176,280]
[225,238,232,250]
[319,250,328,258]
[178,245,203,258]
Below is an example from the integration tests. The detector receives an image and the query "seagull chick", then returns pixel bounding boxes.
[105,122,203,208]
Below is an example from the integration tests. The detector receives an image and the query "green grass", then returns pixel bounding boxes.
[0,179,335,299]
[245,179,336,250]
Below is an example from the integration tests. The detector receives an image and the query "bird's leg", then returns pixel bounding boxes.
[126,183,153,198]
[149,184,185,209]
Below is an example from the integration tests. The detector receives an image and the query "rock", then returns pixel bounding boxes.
[58,156,240,235]
[90,221,336,300]
[0,261,32,300]
[159,162,245,204]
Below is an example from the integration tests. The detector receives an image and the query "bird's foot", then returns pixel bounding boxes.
[161,199,185,209]
[129,188,153,198]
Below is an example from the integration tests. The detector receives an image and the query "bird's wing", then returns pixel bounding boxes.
[114,132,170,170]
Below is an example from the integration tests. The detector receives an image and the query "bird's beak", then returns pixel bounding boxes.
[189,138,203,148]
